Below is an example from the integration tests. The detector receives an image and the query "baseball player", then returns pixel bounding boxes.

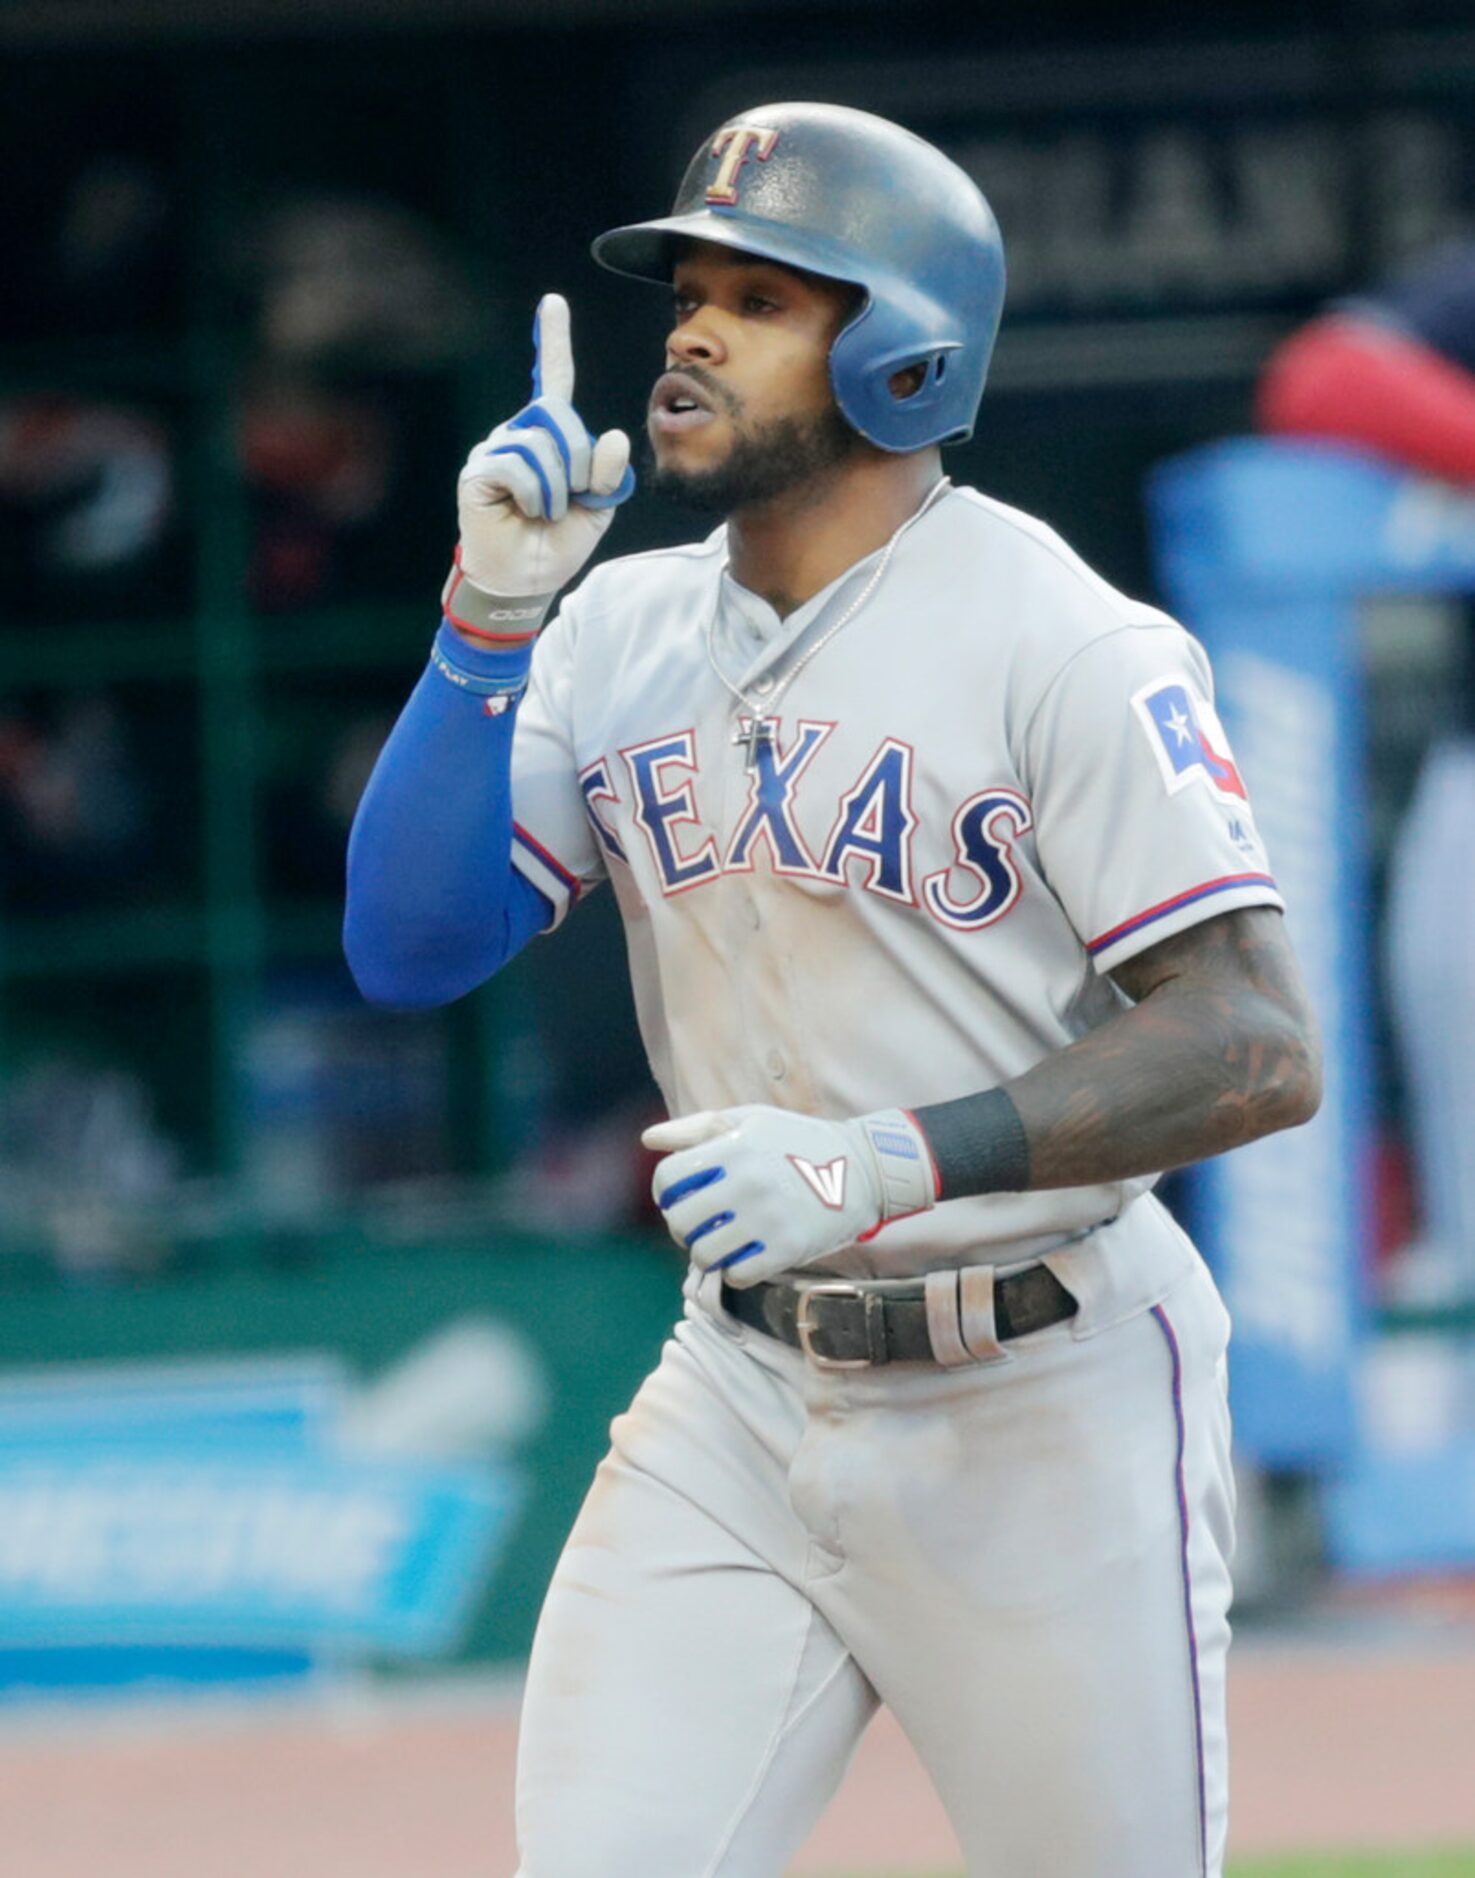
[345,103,1322,1878]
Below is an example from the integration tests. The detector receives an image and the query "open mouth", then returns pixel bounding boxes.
[650,371,719,434]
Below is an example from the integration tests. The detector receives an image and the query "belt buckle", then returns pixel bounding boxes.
[795,1282,872,1371]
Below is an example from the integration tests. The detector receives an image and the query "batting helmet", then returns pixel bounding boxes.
[591,102,1006,454]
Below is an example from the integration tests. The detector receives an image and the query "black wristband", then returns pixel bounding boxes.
[911,1086,1030,1200]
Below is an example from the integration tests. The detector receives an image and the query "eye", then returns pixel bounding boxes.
[672,290,699,318]
[742,292,779,315]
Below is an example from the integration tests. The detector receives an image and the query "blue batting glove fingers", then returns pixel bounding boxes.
[527,296,635,509]
[655,1163,725,1211]
[454,295,634,597]
[466,396,634,523]
[646,1105,826,1278]
[531,294,575,402]
[646,1104,935,1286]
[577,459,636,510]
[691,1214,771,1281]
[508,396,592,496]
[711,1239,768,1276]
[462,419,565,522]
[652,1158,730,1248]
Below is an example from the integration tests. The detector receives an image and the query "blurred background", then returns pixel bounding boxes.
[2,0,1475,1871]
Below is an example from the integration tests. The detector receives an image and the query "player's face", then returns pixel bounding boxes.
[646,244,863,512]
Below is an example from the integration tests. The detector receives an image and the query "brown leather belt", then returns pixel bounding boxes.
[720,1264,1078,1369]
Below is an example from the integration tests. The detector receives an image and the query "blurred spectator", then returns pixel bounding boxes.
[239,192,476,368]
[263,705,393,896]
[0,395,176,617]
[1259,243,1475,1306]
[0,1052,180,1280]
[240,376,394,610]
[0,148,181,345]
[52,155,175,329]
[1259,243,1475,484]
[243,973,453,1211]
[232,191,476,609]
[0,696,150,912]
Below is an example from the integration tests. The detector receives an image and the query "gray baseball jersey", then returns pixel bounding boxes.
[507,480,1282,1301]
[504,479,1252,1877]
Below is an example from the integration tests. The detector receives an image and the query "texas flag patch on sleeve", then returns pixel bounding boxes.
[1131,677,1248,803]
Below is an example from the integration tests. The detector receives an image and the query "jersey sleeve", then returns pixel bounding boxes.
[1022,621,1284,974]
[507,596,609,926]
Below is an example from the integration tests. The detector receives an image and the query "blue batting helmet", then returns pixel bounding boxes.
[591,102,1006,453]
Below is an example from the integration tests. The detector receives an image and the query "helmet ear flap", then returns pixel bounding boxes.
[891,352,950,401]
[832,318,970,451]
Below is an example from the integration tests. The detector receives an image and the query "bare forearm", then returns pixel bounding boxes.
[915,909,1323,1197]
[1010,982,1315,1186]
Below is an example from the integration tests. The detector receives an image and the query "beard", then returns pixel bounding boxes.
[647,402,863,515]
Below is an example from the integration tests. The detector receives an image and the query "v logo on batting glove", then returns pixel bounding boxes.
[788,1154,848,1209]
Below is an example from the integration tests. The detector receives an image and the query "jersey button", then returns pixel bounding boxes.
[765,1049,787,1081]
[753,674,775,695]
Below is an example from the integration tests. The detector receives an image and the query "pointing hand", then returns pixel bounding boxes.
[449,295,635,638]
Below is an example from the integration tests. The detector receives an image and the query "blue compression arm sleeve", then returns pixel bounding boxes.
[344,623,557,1007]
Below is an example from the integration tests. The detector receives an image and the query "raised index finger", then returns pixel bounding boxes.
[532,293,575,403]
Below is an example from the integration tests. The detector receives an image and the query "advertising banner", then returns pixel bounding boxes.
[0,1354,517,1685]
[0,1229,681,1689]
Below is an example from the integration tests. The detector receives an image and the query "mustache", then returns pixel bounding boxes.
[666,362,741,419]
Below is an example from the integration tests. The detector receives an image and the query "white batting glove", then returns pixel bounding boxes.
[643,1105,939,1287]
[448,294,634,637]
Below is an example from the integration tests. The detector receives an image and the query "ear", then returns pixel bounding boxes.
[888,362,928,399]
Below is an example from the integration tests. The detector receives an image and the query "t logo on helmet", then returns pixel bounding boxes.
[706,126,779,205]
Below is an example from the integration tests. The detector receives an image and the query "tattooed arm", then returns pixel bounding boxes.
[914,907,1323,1197]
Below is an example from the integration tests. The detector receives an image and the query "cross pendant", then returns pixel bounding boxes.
[733,716,776,769]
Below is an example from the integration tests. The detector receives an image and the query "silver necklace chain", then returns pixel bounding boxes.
[705,477,950,765]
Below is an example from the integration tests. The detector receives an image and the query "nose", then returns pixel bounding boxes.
[666,308,728,369]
